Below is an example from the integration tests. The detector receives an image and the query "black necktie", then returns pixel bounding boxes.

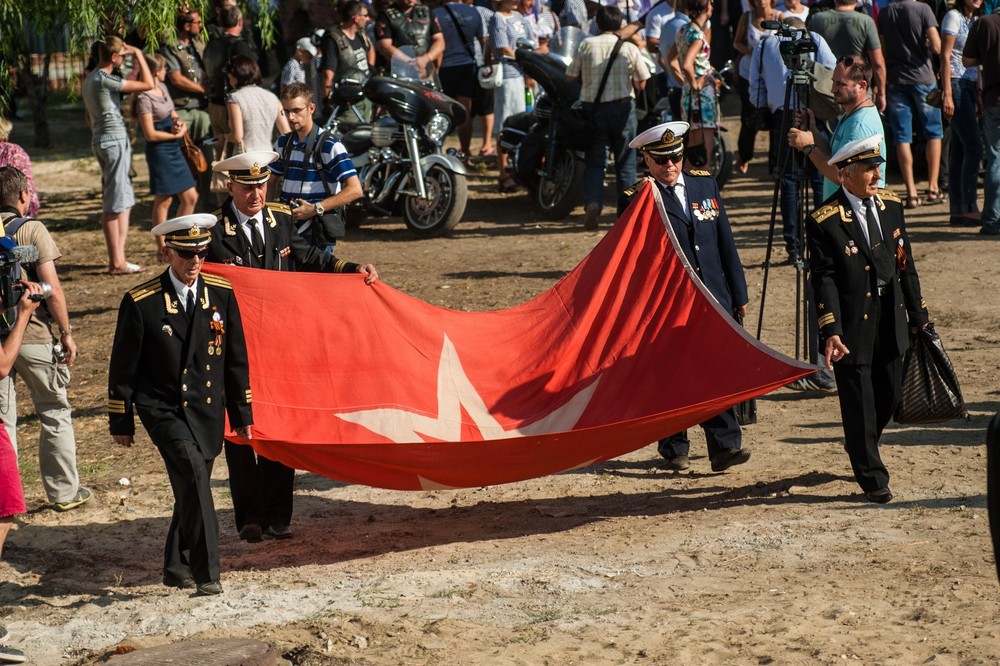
[665,183,682,209]
[864,198,895,281]
[249,220,264,263]
[185,289,195,315]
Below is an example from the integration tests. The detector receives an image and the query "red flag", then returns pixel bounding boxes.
[207,182,813,490]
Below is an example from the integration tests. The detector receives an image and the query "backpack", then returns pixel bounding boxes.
[809,60,841,123]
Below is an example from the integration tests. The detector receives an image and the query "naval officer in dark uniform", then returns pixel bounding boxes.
[208,151,378,543]
[109,214,253,595]
[807,135,929,504]
[621,121,751,474]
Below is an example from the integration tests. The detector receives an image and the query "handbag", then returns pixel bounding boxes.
[748,37,773,132]
[180,132,207,175]
[926,87,944,109]
[894,323,969,424]
[478,64,504,90]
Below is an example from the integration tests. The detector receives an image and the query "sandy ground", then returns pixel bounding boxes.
[1,109,998,665]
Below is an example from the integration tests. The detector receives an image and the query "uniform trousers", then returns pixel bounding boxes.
[224,440,294,532]
[658,407,742,459]
[0,342,80,504]
[158,436,220,585]
[832,291,902,493]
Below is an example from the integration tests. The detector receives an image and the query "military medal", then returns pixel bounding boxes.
[162,324,173,336]
[209,308,225,355]
[279,246,291,258]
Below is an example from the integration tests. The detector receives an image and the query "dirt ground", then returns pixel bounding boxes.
[1,105,999,665]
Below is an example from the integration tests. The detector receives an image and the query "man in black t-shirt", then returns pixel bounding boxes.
[320,0,376,124]
[203,4,256,140]
[963,13,1000,236]
[373,0,445,76]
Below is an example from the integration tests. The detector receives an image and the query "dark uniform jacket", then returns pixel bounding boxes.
[108,270,254,459]
[207,200,360,274]
[622,172,748,313]
[807,187,929,365]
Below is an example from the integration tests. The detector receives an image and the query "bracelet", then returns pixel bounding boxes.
[59,326,72,336]
[803,143,816,156]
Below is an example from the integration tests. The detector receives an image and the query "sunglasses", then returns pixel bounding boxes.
[174,248,209,260]
[647,152,684,165]
[836,55,864,67]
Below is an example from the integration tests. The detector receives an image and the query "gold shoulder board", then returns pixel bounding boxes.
[877,189,901,203]
[202,274,233,290]
[623,180,643,198]
[812,203,839,223]
[211,205,225,221]
[266,201,292,215]
[128,278,162,302]
[686,169,711,177]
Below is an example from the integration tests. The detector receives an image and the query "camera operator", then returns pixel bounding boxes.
[0,166,91,512]
[750,18,835,264]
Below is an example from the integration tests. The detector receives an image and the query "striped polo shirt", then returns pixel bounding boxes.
[271,129,358,204]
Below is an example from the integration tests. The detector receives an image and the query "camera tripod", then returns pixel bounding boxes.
[754,49,825,372]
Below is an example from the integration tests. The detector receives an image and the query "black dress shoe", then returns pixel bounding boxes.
[196,581,223,596]
[265,524,293,540]
[162,574,196,590]
[865,488,893,504]
[238,523,263,543]
[710,448,751,472]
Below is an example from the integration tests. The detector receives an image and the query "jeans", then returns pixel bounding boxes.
[983,106,1000,227]
[949,79,983,215]
[583,98,638,209]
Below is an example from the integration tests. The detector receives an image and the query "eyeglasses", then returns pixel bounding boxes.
[174,248,209,260]
[282,106,309,116]
[647,152,684,165]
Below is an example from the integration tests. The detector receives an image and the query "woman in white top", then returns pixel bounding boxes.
[779,0,808,23]
[225,55,290,154]
[732,0,777,174]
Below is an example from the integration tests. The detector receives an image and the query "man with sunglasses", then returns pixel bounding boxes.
[109,214,254,596]
[620,121,751,474]
[806,135,929,503]
[208,150,377,543]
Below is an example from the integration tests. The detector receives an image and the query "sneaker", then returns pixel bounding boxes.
[980,223,1000,236]
[710,448,751,472]
[786,376,837,393]
[583,204,600,230]
[51,487,92,512]
[0,644,26,664]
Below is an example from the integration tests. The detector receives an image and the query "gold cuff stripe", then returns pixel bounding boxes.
[334,260,348,273]
[818,313,835,327]
[108,405,126,414]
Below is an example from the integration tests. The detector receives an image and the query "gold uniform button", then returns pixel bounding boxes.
[183,400,189,407]
[863,314,869,320]
[182,384,188,391]
[183,369,188,375]
[206,365,211,371]
[206,381,212,388]
[206,397,212,404]
[695,245,700,251]
[864,265,870,271]
[866,292,871,298]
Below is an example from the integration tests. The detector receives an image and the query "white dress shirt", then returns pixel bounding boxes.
[167,268,198,313]
[841,186,885,249]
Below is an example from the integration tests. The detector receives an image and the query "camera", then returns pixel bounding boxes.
[761,20,818,68]
[289,199,302,210]
[0,237,50,335]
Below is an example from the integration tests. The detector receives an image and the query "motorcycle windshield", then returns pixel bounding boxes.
[390,46,442,90]
[547,27,587,67]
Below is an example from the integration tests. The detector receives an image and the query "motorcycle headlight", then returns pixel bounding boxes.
[425,112,451,143]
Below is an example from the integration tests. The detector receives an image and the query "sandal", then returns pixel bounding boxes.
[108,262,144,275]
[498,176,518,193]
[924,189,945,204]
[479,147,496,157]
[905,195,921,209]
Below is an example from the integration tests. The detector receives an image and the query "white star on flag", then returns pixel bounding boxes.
[335,335,600,443]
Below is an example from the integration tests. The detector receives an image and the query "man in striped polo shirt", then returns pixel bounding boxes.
[271,82,364,252]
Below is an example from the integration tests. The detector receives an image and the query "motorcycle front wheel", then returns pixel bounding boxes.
[535,149,583,220]
[403,163,468,237]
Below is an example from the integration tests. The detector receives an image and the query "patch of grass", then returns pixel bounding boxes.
[354,585,403,609]
[428,585,476,600]
[525,607,564,624]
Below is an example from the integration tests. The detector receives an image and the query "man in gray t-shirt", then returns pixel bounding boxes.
[807,0,886,110]
[878,0,943,207]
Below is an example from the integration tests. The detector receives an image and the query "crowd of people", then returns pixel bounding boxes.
[0,0,998,655]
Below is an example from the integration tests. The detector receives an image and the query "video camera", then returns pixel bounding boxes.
[761,20,817,69]
[0,236,51,335]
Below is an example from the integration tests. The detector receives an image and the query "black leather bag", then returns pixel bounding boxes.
[894,324,968,424]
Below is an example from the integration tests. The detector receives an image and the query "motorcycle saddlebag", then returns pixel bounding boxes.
[500,111,533,153]
[515,131,546,184]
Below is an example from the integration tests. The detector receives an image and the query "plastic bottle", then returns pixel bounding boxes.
[525,85,534,113]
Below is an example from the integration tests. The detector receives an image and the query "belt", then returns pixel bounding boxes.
[876,284,889,296]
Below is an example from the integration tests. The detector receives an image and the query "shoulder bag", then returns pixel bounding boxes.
[181,132,208,175]
[579,37,625,121]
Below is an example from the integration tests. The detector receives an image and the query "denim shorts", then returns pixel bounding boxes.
[885,83,944,143]
[92,133,135,214]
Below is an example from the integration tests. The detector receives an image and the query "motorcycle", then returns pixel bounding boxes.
[499,28,589,221]
[324,55,469,237]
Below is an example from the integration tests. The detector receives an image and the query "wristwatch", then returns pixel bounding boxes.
[315,202,325,216]
[803,143,816,156]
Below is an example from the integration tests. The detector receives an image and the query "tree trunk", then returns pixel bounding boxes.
[18,54,50,148]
